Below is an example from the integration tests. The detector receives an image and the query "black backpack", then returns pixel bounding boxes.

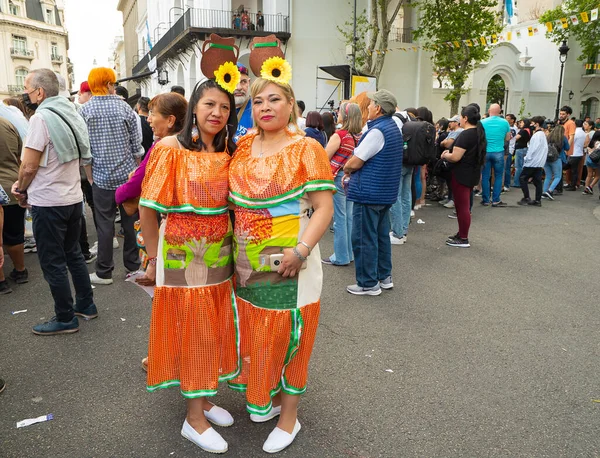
[547,141,559,162]
[394,113,436,165]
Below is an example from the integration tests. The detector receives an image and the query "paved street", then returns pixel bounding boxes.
[1,190,600,457]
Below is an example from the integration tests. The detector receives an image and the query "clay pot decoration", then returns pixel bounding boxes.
[201,34,240,78]
[249,34,284,76]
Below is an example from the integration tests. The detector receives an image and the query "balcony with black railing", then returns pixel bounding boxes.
[10,47,34,59]
[8,85,24,94]
[132,8,290,77]
[390,27,413,44]
[51,53,64,63]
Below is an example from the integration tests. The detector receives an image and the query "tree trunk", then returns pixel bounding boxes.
[450,93,461,117]
[185,239,209,286]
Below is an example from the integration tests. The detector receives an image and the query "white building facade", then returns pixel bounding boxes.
[0,0,71,100]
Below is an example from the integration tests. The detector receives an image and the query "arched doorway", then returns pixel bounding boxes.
[580,96,599,120]
[486,74,507,113]
[189,54,197,90]
[177,63,184,88]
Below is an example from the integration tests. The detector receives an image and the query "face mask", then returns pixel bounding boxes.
[596,123,600,129]
[21,91,39,111]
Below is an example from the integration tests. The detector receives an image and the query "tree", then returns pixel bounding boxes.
[539,0,600,62]
[413,0,503,115]
[337,0,405,80]
[487,74,506,107]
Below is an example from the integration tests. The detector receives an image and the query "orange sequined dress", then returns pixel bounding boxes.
[140,144,239,398]
[228,133,335,417]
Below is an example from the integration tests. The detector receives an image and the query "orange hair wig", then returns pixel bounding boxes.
[350,91,370,127]
[88,67,116,96]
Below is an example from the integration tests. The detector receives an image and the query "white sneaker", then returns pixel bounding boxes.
[263,419,301,453]
[113,237,119,249]
[410,210,415,218]
[390,233,406,245]
[181,420,228,454]
[204,404,234,427]
[414,204,421,210]
[89,272,113,285]
[250,405,281,423]
[443,200,455,208]
[89,242,98,255]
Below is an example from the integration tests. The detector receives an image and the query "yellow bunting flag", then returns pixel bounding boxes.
[480,37,486,45]
[492,34,498,43]
[546,22,553,32]
[453,41,461,48]
[560,18,569,28]
[412,46,418,52]
[506,31,512,41]
[570,15,579,26]
[591,8,598,21]
[527,26,533,36]
[465,39,472,47]
[581,12,589,23]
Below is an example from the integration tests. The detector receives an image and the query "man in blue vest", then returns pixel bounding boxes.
[343,89,403,296]
[233,63,253,143]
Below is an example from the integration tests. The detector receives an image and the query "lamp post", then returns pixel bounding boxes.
[554,40,570,121]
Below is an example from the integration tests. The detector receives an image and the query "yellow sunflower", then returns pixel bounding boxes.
[214,61,241,94]
[260,57,292,85]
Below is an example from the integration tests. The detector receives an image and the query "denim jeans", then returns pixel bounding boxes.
[482,151,505,204]
[329,172,354,265]
[31,204,95,322]
[543,160,563,193]
[512,148,527,187]
[389,165,413,238]
[352,203,392,288]
[504,154,512,187]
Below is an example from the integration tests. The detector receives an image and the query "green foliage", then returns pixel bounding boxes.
[337,7,374,71]
[539,0,600,62]
[517,98,531,119]
[413,0,503,113]
[487,74,506,106]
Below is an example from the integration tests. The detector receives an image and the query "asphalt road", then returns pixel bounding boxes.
[1,189,600,457]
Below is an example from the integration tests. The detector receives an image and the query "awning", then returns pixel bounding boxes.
[319,65,372,81]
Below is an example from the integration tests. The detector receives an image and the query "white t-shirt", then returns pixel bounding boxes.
[297,117,306,131]
[572,127,586,157]
[24,115,83,207]
[509,125,518,154]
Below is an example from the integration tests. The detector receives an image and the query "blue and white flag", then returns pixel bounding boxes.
[145,19,153,50]
[505,0,514,24]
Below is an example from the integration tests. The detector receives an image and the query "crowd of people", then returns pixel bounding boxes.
[1,37,600,452]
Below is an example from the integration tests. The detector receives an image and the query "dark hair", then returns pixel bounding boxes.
[171,85,185,96]
[583,119,594,130]
[297,100,305,114]
[461,105,486,166]
[437,118,449,131]
[521,118,531,128]
[560,105,572,115]
[530,115,546,127]
[3,97,33,119]
[467,102,481,112]
[149,93,188,134]
[177,79,237,155]
[115,85,129,100]
[137,96,150,113]
[574,119,584,128]
[506,113,516,122]
[416,106,433,124]
[405,107,418,117]
[305,111,324,130]
[322,112,335,140]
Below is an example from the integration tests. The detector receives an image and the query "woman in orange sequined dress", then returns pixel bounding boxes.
[139,79,239,454]
[228,76,335,453]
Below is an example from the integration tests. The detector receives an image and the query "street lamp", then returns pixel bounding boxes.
[554,40,570,121]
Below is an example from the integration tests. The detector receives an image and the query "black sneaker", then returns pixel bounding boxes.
[491,201,508,207]
[542,191,554,201]
[32,316,79,336]
[480,201,490,206]
[446,236,470,248]
[517,198,531,206]
[0,280,13,295]
[83,252,97,264]
[9,268,28,284]
[73,303,99,320]
[447,232,460,241]
[527,200,542,207]
[0,378,5,394]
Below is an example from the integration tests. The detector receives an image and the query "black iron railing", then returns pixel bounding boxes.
[51,53,63,62]
[10,47,34,58]
[8,85,24,93]
[390,27,413,43]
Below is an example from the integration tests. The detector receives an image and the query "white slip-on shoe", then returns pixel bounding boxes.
[113,237,119,249]
[262,419,301,453]
[181,419,228,454]
[89,272,113,285]
[250,405,281,423]
[204,404,234,427]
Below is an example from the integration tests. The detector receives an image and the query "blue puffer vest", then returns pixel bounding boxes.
[347,115,403,205]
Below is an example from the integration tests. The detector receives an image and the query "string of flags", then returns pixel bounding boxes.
[584,63,600,70]
[366,5,600,56]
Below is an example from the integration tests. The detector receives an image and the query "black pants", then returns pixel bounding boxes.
[519,167,543,202]
[568,156,583,187]
[92,183,140,279]
[78,180,94,256]
[31,204,95,322]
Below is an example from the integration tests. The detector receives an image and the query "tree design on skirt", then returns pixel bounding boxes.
[235,208,273,287]
[164,213,229,286]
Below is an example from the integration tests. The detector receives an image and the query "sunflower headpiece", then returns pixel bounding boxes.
[260,57,292,85]
[214,62,241,93]
[200,33,241,93]
[249,35,291,85]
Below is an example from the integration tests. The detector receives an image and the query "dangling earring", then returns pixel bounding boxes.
[224,124,230,155]
[191,113,199,142]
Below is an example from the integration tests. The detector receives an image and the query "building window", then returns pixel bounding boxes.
[9,1,20,15]
[51,42,59,58]
[15,68,28,88]
[12,35,27,52]
[45,8,55,24]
